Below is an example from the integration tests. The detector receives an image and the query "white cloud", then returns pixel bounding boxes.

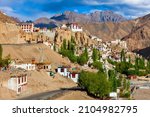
[0,6,14,13]
[82,0,101,5]
[82,0,150,18]
[82,0,150,8]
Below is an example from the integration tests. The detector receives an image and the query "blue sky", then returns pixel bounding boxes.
[0,0,150,21]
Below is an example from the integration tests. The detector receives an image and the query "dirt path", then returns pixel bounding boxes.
[54,91,95,100]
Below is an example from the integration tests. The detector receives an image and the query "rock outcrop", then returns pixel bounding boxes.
[81,21,134,41]
[0,12,21,44]
[0,22,21,44]
[122,13,150,51]
[54,29,96,49]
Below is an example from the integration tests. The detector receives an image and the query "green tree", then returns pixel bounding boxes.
[77,54,87,65]
[78,71,110,99]
[92,48,98,62]
[84,47,88,60]
[108,70,117,92]
[53,43,56,51]
[67,40,71,50]
[71,35,75,44]
[123,78,127,90]
[121,49,126,62]
[92,61,103,71]
[62,39,67,50]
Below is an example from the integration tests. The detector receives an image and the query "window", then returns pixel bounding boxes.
[61,68,64,72]
[22,77,24,83]
[18,78,20,84]
[72,73,76,78]
[25,76,27,82]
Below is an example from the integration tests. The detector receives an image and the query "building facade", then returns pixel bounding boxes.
[68,23,83,32]
[8,74,28,94]
[13,63,36,71]
[68,72,79,83]
[57,66,70,77]
[20,23,34,33]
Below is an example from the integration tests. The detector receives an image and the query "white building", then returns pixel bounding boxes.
[8,74,28,94]
[111,39,127,49]
[20,23,34,33]
[57,66,70,77]
[13,63,36,71]
[68,72,79,83]
[68,23,83,32]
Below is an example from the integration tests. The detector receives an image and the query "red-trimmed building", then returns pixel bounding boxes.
[68,23,83,32]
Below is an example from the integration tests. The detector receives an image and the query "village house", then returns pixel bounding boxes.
[68,67,80,83]
[110,39,127,49]
[56,66,70,77]
[10,59,36,71]
[8,73,28,94]
[20,22,34,33]
[11,63,36,71]
[0,71,28,94]
[127,75,137,80]
[36,62,51,71]
[56,66,80,83]
[68,72,79,83]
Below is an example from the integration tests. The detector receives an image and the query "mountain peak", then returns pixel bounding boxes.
[50,10,126,23]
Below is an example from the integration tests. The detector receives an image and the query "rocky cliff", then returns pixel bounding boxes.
[0,22,21,44]
[122,13,150,51]
[51,11,126,23]
[0,11,16,23]
[0,12,21,44]
[54,29,96,49]
[81,21,134,41]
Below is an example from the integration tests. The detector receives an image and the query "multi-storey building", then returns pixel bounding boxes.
[20,22,34,33]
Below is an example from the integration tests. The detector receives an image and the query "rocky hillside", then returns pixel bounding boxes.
[34,17,58,28]
[0,12,21,44]
[34,10,126,29]
[81,21,134,41]
[0,11,16,23]
[51,11,126,23]
[35,11,132,41]
[122,13,150,53]
[0,22,20,44]
[54,29,96,49]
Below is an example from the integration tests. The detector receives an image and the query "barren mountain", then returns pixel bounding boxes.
[34,17,58,28]
[51,11,126,23]
[34,17,50,24]
[122,13,150,58]
[81,21,134,41]
[0,12,20,44]
[0,11,16,23]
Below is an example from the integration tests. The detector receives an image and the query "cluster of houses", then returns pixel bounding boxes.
[19,22,83,33]
[0,57,81,95]
[56,66,80,83]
